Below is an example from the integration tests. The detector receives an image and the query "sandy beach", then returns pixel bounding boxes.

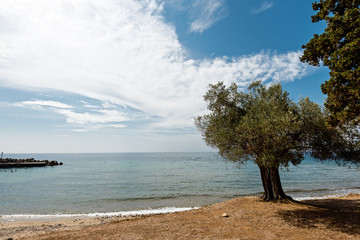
[1,194,359,240]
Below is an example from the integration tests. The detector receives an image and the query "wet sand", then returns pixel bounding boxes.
[1,194,359,240]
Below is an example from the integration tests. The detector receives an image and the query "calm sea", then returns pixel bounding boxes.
[0,152,359,218]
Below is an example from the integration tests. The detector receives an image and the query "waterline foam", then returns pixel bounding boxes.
[293,188,360,201]
[0,207,198,222]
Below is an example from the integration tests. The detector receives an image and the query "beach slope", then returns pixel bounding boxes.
[2,194,359,240]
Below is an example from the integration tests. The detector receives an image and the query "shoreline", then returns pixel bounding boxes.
[2,191,359,222]
[0,206,198,223]
[1,193,360,239]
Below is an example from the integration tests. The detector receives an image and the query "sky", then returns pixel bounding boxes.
[0,0,330,153]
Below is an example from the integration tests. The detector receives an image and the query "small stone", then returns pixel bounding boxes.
[222,213,229,218]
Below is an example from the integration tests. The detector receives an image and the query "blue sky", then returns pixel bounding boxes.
[0,0,329,153]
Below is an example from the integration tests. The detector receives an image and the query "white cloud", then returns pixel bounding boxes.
[55,109,128,125]
[165,0,227,33]
[189,0,227,33]
[252,2,274,15]
[0,0,309,131]
[14,99,128,131]
[14,100,73,110]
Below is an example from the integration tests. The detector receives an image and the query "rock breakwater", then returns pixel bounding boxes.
[0,158,63,168]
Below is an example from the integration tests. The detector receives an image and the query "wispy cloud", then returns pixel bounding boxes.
[166,0,227,33]
[252,2,274,15]
[14,100,128,131]
[14,100,73,110]
[189,0,227,33]
[1,0,309,131]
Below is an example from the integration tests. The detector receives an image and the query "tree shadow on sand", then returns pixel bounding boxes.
[277,198,360,235]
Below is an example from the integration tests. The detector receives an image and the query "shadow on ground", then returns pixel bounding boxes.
[277,198,360,235]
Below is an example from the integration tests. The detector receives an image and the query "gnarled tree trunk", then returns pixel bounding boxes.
[259,166,273,201]
[259,165,293,201]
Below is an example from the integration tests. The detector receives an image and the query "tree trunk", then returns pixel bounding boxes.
[259,166,273,201]
[269,166,289,200]
[259,165,293,201]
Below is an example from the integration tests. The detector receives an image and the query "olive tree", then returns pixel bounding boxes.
[195,81,359,201]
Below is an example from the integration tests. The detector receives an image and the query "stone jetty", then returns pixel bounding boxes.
[0,158,63,168]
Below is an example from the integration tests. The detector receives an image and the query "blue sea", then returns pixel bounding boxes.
[0,152,359,220]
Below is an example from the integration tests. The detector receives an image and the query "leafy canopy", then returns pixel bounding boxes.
[300,0,360,126]
[196,81,360,168]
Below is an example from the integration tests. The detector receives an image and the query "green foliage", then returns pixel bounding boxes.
[300,0,360,126]
[298,97,360,164]
[235,82,303,168]
[195,82,246,163]
[195,81,360,169]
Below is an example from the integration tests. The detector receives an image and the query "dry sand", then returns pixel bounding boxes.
[1,194,359,240]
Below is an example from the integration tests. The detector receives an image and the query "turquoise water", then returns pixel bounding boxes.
[0,152,359,216]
